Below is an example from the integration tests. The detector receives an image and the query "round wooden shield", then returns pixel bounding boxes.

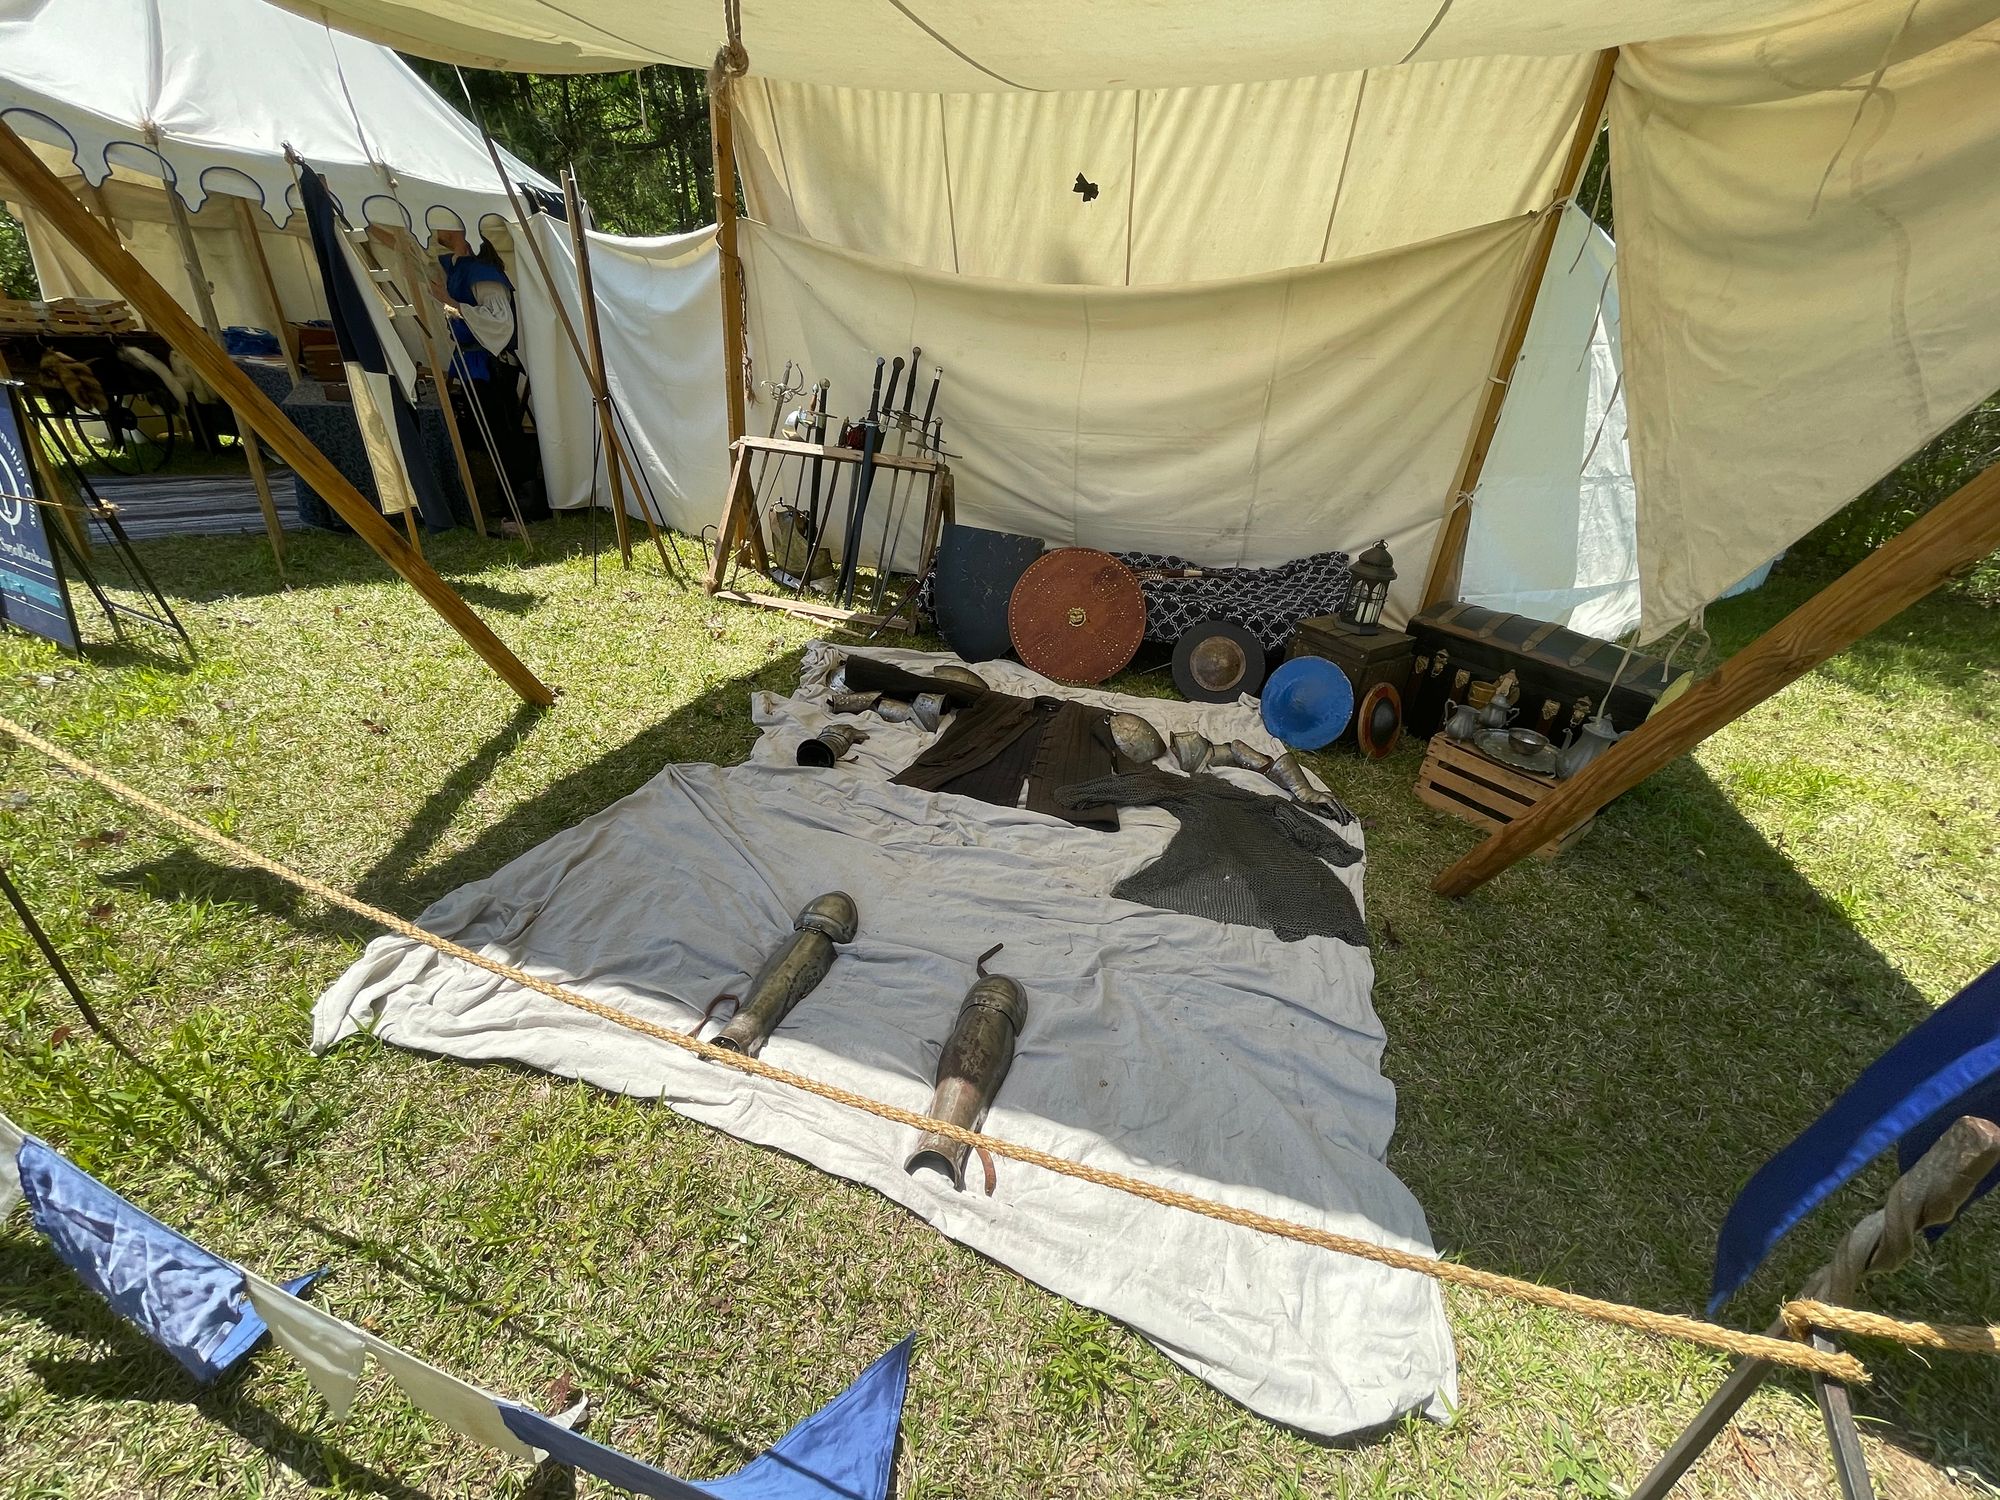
[1007,548,1147,685]
[1354,681,1403,760]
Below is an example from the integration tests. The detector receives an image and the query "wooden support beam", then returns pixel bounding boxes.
[1432,457,2000,896]
[1419,48,1618,612]
[710,70,749,450]
[562,167,632,567]
[155,159,288,579]
[0,117,553,706]
[233,196,302,387]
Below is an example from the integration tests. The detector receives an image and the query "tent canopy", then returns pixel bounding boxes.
[0,0,553,234]
[97,0,2000,634]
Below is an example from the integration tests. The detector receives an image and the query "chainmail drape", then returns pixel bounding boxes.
[1056,769,1368,946]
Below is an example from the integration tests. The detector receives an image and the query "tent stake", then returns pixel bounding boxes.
[1432,455,2000,896]
[152,138,289,580]
[1418,48,1617,611]
[561,165,633,567]
[0,117,552,706]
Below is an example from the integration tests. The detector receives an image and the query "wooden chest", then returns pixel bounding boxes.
[1287,615,1415,749]
[1405,602,1685,740]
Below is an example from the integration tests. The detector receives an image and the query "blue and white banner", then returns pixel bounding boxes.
[0,391,80,650]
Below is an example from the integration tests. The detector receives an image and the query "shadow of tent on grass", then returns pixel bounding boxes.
[0,1243,437,1499]
[70,579,2000,1481]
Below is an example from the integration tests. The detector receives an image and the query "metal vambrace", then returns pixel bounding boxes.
[714,892,859,1055]
[906,967,1029,1189]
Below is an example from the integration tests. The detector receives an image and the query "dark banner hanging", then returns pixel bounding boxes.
[0,386,81,652]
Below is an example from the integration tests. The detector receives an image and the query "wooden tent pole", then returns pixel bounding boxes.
[475,135,678,576]
[561,166,632,566]
[709,66,748,450]
[233,196,302,387]
[1418,48,1618,611]
[0,118,553,706]
[151,154,288,578]
[389,235,489,538]
[1433,457,2000,896]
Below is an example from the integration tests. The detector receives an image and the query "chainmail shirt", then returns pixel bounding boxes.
[1056,769,1368,947]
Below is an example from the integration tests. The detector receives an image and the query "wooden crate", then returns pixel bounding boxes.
[1415,735,1593,858]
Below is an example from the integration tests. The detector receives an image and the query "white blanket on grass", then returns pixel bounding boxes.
[313,645,1457,1437]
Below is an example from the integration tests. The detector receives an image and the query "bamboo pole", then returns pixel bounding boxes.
[561,166,632,566]
[1432,457,2000,896]
[152,156,288,578]
[0,118,553,706]
[1418,48,1618,611]
[233,196,302,387]
[710,68,748,450]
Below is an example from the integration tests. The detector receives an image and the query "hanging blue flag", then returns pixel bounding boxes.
[296,162,456,533]
[1709,961,2000,1312]
[16,1137,319,1382]
[499,1334,914,1500]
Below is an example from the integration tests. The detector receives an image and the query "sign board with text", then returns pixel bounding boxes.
[0,387,79,651]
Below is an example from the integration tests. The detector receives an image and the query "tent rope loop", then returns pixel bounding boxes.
[9,712,1958,1392]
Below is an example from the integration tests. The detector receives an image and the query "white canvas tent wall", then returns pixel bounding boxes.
[0,0,555,333]
[1461,207,1639,639]
[272,0,2000,641]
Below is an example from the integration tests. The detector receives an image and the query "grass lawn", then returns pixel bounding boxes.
[0,516,1995,1499]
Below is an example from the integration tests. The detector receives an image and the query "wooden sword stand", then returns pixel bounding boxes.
[703,433,953,633]
[1630,1115,2000,1500]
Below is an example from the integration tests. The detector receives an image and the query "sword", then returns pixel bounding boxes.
[836,356,886,607]
[791,379,831,598]
[869,346,923,612]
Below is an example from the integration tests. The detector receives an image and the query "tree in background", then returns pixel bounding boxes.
[405,60,718,237]
[1,210,38,300]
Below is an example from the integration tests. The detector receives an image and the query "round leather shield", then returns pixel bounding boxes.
[1171,619,1267,703]
[1354,681,1403,760]
[934,524,1046,663]
[1008,548,1146,685]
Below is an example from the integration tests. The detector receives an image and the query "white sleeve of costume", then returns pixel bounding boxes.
[460,281,516,359]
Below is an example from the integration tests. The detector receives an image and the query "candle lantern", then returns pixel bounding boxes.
[1342,540,1396,635]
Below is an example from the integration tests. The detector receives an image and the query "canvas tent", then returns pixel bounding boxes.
[0,0,555,366]
[266,0,1998,640]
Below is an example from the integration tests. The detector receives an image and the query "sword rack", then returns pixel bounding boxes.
[704,433,955,633]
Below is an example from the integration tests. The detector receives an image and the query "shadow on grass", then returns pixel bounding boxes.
[107,512,685,618]
[0,1246,435,1498]
[39,569,2000,1479]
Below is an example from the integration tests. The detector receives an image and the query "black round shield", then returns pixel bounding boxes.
[933,524,1045,663]
[1171,619,1267,703]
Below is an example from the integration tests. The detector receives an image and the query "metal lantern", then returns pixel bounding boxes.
[1343,540,1396,634]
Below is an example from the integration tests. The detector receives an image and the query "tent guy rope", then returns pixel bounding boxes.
[14,709,1969,1390]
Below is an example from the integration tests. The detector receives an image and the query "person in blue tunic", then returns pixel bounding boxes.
[436,228,547,519]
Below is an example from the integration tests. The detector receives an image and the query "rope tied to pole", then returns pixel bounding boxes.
[1783,1301,2000,1357]
[1,713,1903,1389]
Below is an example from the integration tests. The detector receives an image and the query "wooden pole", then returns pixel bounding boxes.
[1432,457,2000,896]
[474,135,679,577]
[710,68,748,450]
[0,118,553,706]
[561,167,632,567]
[233,196,302,387]
[1418,48,1618,611]
[390,234,488,538]
[153,158,289,579]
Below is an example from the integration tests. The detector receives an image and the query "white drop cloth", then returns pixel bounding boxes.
[313,646,1456,1439]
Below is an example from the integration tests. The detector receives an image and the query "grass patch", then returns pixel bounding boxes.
[0,519,1995,1497]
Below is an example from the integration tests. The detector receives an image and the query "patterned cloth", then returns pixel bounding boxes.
[917,547,1354,658]
[1114,549,1354,655]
